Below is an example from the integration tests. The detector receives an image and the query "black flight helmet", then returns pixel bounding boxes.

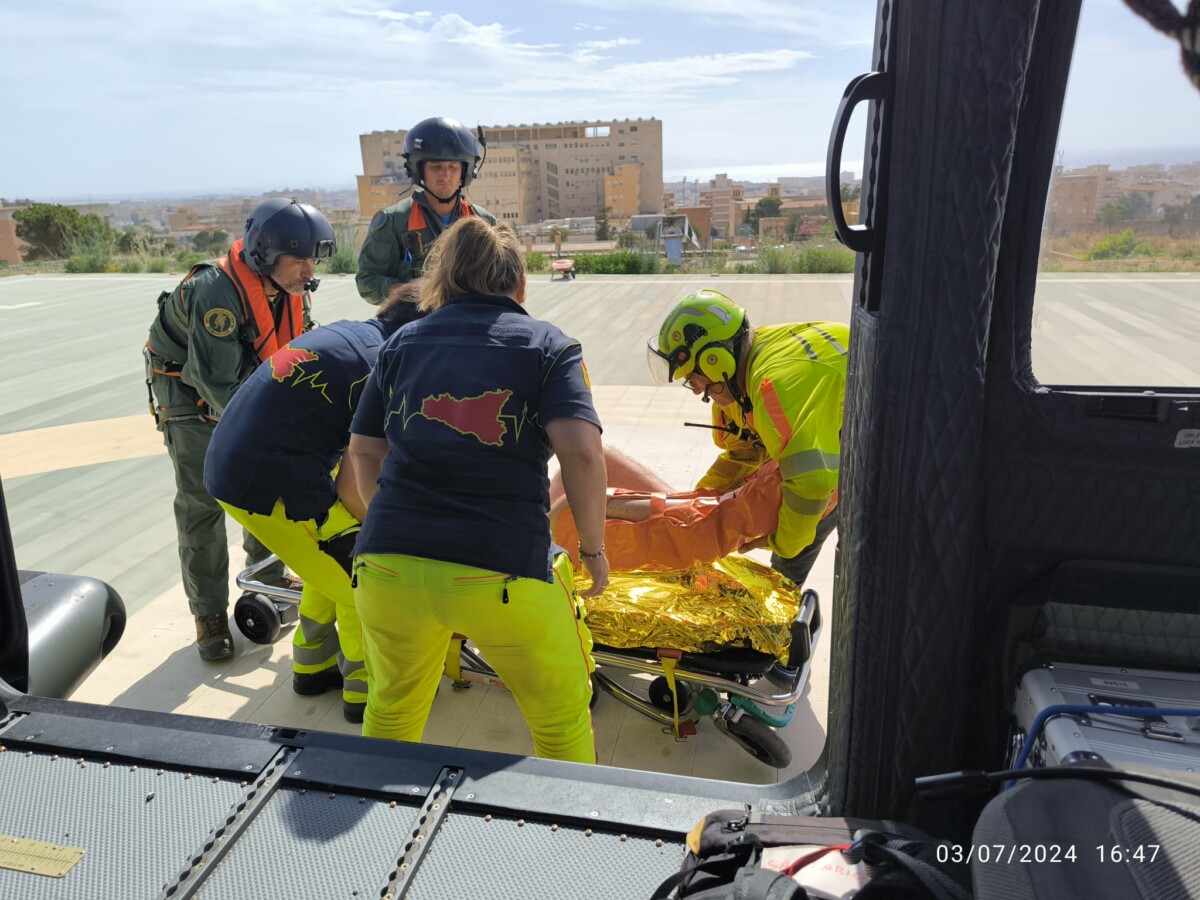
[402,117,482,197]
[243,198,336,274]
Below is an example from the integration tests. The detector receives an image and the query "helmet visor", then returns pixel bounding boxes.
[645,336,677,385]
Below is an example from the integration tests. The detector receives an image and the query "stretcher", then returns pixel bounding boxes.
[235,554,821,769]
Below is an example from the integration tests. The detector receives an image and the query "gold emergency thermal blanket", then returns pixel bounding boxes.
[579,555,801,662]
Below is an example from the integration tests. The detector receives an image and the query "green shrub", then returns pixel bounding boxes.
[63,224,116,272]
[792,246,856,273]
[572,250,662,275]
[118,258,143,273]
[174,249,206,269]
[65,254,114,273]
[524,251,549,273]
[146,256,173,273]
[753,244,855,274]
[1085,229,1152,260]
[325,223,359,275]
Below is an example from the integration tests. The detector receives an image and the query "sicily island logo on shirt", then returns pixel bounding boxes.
[267,344,332,403]
[386,388,534,447]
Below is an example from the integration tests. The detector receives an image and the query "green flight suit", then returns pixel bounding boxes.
[355,190,496,304]
[146,264,303,616]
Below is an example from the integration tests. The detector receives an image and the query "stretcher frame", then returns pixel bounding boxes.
[235,555,821,768]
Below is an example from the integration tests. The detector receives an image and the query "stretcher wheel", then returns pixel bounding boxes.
[648,676,692,714]
[234,592,281,644]
[721,714,791,768]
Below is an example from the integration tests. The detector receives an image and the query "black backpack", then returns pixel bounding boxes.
[649,808,971,900]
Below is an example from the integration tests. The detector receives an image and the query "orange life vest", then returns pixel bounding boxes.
[407,197,475,232]
[213,239,306,364]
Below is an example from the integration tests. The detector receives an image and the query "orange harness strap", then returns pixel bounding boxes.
[214,239,305,364]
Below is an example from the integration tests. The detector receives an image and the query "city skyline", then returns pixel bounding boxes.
[3,1,1198,201]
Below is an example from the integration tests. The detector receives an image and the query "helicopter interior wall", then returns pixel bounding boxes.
[974,0,1200,777]
[826,0,1056,831]
[828,0,1199,839]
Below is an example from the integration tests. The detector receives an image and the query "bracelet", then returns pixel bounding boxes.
[578,543,606,560]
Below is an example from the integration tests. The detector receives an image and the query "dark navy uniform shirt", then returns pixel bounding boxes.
[350,294,601,582]
[204,319,388,523]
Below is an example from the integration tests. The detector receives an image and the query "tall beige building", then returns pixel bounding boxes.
[604,163,644,222]
[357,118,663,224]
[699,173,745,238]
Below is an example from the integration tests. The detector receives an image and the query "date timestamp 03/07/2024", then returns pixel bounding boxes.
[935,844,1162,865]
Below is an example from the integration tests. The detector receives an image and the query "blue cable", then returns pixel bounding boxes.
[1007,703,1200,790]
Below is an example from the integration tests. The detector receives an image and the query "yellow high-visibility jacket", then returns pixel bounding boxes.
[695,322,849,559]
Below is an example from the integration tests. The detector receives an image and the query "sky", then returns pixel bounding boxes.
[1,0,1197,202]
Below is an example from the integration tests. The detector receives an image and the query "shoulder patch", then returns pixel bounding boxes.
[203,307,239,338]
[369,210,387,233]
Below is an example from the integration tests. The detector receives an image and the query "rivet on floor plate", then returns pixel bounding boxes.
[590,810,599,817]
[620,834,628,842]
[656,840,664,848]
[103,762,110,769]
[484,815,492,822]
[0,745,5,753]
[146,791,156,802]
[185,773,193,780]
[389,800,396,808]
[300,789,307,795]
[585,829,593,837]
[517,819,525,827]
[466,793,475,800]
[25,751,32,757]
[129,765,137,771]
[551,824,559,832]
[211,777,219,783]
[51,755,59,761]
[241,781,248,787]
[158,769,165,776]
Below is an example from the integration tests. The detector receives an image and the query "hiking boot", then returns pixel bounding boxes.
[292,667,342,696]
[342,700,366,725]
[195,613,234,661]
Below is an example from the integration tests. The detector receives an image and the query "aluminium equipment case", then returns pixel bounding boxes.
[1011,662,1200,772]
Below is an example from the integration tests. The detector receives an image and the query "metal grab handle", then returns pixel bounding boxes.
[826,71,887,253]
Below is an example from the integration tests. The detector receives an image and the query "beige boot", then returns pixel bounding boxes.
[195,613,234,661]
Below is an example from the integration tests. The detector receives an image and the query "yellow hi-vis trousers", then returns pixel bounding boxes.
[354,551,596,764]
[219,499,366,706]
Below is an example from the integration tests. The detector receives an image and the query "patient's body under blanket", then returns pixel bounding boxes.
[579,555,801,662]
[555,462,786,572]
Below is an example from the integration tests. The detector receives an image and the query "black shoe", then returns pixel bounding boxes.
[293,667,342,696]
[195,614,234,661]
[342,700,365,724]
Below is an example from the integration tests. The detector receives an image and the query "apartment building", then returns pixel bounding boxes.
[699,173,745,238]
[604,163,644,222]
[357,118,663,224]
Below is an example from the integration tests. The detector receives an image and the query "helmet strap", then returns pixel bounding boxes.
[422,184,462,205]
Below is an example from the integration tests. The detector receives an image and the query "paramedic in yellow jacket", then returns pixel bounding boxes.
[647,290,848,587]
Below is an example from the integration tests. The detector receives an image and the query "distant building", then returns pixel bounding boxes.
[699,174,745,239]
[604,163,643,222]
[0,206,30,266]
[357,118,664,224]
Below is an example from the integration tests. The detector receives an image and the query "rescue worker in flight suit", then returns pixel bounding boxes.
[646,290,849,589]
[355,116,496,304]
[202,285,426,722]
[145,198,336,661]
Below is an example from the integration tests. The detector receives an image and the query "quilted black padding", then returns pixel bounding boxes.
[828,0,1200,837]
